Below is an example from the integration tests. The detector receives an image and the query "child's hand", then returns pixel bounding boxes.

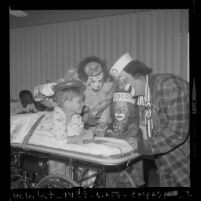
[66,130,95,144]
[82,130,94,141]
[66,136,85,144]
[66,136,80,144]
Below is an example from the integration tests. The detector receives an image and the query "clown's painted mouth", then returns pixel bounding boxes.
[115,113,125,121]
[91,88,101,93]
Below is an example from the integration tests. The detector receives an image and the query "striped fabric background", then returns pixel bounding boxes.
[10,9,189,99]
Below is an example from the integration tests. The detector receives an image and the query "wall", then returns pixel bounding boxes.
[10,9,189,99]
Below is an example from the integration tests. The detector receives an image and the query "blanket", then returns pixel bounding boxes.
[10,113,134,157]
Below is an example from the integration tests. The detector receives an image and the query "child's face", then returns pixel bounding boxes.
[112,100,137,133]
[64,96,84,114]
[113,101,129,122]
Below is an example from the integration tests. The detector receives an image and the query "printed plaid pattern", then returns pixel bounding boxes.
[145,74,190,187]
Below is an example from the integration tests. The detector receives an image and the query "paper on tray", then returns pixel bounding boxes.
[28,134,134,156]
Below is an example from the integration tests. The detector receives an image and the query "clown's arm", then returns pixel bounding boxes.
[136,88,189,155]
[82,82,114,128]
[33,82,58,108]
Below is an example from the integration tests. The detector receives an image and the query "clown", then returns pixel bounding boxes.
[109,52,190,187]
[33,56,115,135]
[77,56,115,133]
[110,91,139,139]
[105,81,145,187]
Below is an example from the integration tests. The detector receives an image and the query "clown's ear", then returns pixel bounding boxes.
[124,84,135,97]
[116,78,126,91]
[128,100,139,118]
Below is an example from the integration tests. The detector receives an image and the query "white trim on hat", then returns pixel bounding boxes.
[109,53,133,78]
[113,92,135,104]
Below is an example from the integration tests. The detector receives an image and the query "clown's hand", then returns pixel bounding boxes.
[82,108,100,127]
[126,137,138,152]
[106,129,114,137]
[40,82,57,96]
[33,83,57,101]
[91,127,106,137]
[91,99,111,117]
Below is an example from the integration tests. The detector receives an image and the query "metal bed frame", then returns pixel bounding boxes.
[11,142,140,188]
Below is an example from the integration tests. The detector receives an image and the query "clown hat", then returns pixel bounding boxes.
[109,53,133,78]
[113,92,135,104]
[54,80,86,93]
[77,56,108,82]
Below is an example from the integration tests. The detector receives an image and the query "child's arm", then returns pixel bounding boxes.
[51,108,68,140]
[66,129,94,144]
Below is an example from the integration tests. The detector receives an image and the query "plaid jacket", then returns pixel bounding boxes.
[138,73,190,187]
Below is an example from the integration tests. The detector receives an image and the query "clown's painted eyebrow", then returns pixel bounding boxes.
[89,78,96,83]
[114,105,128,110]
[92,64,100,68]
[98,78,104,82]
[89,77,103,82]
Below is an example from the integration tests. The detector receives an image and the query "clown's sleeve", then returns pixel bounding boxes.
[33,82,57,101]
[33,81,59,109]
[98,105,111,130]
[137,87,189,155]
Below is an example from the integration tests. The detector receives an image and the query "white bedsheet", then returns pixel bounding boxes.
[10,112,134,157]
[10,112,46,144]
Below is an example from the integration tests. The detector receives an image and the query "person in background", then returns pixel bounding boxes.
[10,90,38,115]
[109,53,190,187]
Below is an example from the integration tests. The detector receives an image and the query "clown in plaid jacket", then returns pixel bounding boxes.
[137,73,189,187]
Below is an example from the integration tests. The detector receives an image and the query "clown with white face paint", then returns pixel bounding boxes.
[112,92,136,133]
[77,56,115,133]
[106,87,145,187]
[109,52,190,187]
[111,92,139,136]
[86,72,104,94]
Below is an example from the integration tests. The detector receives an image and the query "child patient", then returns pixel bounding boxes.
[35,80,94,174]
[36,80,94,143]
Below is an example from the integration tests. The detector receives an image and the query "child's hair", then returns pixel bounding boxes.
[19,90,33,100]
[55,87,84,108]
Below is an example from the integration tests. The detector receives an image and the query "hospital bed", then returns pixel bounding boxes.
[10,112,140,188]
